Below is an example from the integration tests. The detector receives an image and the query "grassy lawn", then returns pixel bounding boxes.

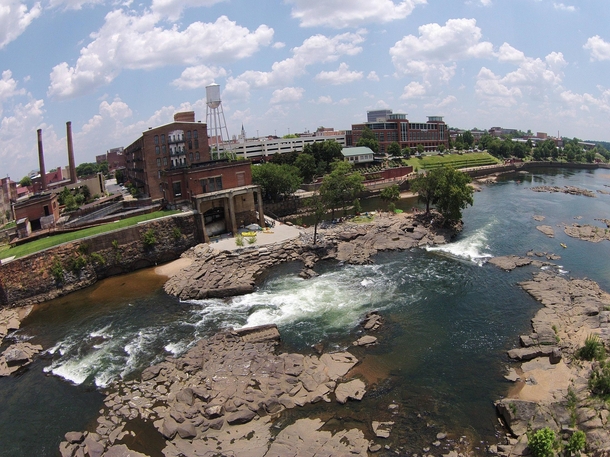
[403,152,501,170]
[0,210,181,261]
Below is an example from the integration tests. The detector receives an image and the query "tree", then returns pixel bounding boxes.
[303,140,343,173]
[305,192,328,244]
[19,176,32,187]
[417,144,425,154]
[251,163,303,202]
[380,184,400,211]
[294,153,317,183]
[387,142,401,157]
[462,131,474,148]
[410,167,473,224]
[356,126,379,153]
[319,161,365,219]
[527,428,557,457]
[76,162,98,177]
[438,144,446,153]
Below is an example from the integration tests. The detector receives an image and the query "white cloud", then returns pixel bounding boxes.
[151,0,226,22]
[0,70,26,114]
[48,0,104,11]
[48,12,273,99]
[367,71,379,81]
[225,30,365,99]
[311,95,333,104]
[172,65,227,90]
[560,88,610,114]
[475,67,522,107]
[497,43,526,64]
[479,0,492,6]
[390,18,493,83]
[314,62,363,85]
[553,3,576,12]
[270,86,304,104]
[584,35,610,61]
[400,81,427,99]
[272,42,286,49]
[286,0,426,29]
[0,0,41,49]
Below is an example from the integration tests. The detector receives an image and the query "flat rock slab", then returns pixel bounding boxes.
[335,379,366,404]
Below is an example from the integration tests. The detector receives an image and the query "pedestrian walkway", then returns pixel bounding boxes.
[210,222,302,252]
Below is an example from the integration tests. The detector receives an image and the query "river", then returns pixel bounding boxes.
[1,167,610,456]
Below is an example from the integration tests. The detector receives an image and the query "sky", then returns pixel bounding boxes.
[2,0,610,181]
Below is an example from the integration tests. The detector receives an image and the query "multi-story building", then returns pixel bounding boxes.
[96,147,126,172]
[0,178,17,224]
[347,111,449,154]
[123,112,262,234]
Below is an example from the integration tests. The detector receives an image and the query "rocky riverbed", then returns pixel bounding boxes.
[489,257,610,456]
[0,306,41,377]
[164,212,456,301]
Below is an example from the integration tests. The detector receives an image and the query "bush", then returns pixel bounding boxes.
[49,257,64,283]
[142,229,157,247]
[89,252,106,265]
[246,236,256,245]
[235,235,244,247]
[577,334,606,361]
[527,427,557,457]
[172,227,182,241]
[68,255,88,273]
[589,361,610,396]
[565,430,586,456]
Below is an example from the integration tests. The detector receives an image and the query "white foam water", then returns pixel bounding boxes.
[427,223,494,266]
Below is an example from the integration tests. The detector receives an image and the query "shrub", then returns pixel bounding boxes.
[49,257,64,283]
[89,252,106,265]
[78,243,90,256]
[589,361,610,396]
[68,255,88,273]
[142,229,157,247]
[172,227,182,241]
[112,239,119,250]
[235,235,244,247]
[565,430,586,456]
[577,334,606,361]
[527,427,557,457]
[246,236,256,245]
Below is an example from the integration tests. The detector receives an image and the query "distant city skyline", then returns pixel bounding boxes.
[2,0,610,180]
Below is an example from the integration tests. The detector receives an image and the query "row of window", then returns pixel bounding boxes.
[170,171,246,200]
[156,152,201,167]
[154,130,199,145]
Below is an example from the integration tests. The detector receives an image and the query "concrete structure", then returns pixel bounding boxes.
[341,146,374,164]
[206,84,231,160]
[97,147,126,173]
[347,111,449,154]
[192,185,265,243]
[13,193,59,232]
[0,178,17,225]
[218,134,346,162]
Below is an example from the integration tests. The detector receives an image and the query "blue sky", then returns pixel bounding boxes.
[2,0,610,180]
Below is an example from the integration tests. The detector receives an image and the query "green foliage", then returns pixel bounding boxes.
[565,430,586,456]
[112,239,119,250]
[352,198,362,215]
[252,163,303,202]
[380,184,400,209]
[235,235,244,247]
[388,202,396,213]
[387,142,401,157]
[356,126,379,153]
[76,161,108,178]
[589,361,610,396]
[577,334,606,361]
[142,229,157,247]
[527,427,557,457]
[89,252,106,265]
[68,255,88,273]
[417,144,425,154]
[78,243,90,256]
[305,192,328,244]
[319,161,365,219]
[19,176,32,187]
[294,153,317,183]
[49,257,64,283]
[302,140,343,174]
[246,236,256,245]
[172,227,182,240]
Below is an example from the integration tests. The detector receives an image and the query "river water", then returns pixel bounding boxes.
[2,167,610,456]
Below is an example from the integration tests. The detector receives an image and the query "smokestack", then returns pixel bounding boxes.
[37,129,47,191]
[66,121,77,184]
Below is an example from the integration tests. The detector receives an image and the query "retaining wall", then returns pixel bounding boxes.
[0,213,199,308]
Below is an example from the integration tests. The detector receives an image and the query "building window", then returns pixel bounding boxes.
[156,158,161,167]
[195,152,200,160]
[193,130,198,138]
[188,141,193,149]
[236,172,245,186]
[163,157,168,166]
[162,144,166,154]
[194,139,199,149]
[201,176,222,193]
[173,181,182,198]
[155,146,160,155]
[160,134,165,144]
[154,135,159,145]
[186,131,191,140]
[189,152,193,161]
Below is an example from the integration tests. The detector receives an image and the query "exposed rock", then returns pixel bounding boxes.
[531,185,596,198]
[353,335,377,347]
[0,342,43,376]
[564,223,610,243]
[335,379,366,404]
[362,311,383,331]
[536,225,555,238]
[372,421,394,439]
[102,444,150,457]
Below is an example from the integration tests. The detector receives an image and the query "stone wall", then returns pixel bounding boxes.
[0,213,199,308]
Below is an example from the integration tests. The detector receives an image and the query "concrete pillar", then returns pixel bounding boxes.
[255,189,265,227]
[228,194,237,235]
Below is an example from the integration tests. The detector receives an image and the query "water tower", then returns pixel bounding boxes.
[206,84,231,160]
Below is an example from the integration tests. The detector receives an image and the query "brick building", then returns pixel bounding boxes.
[0,178,17,224]
[123,112,263,237]
[347,111,449,154]
[97,147,126,172]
